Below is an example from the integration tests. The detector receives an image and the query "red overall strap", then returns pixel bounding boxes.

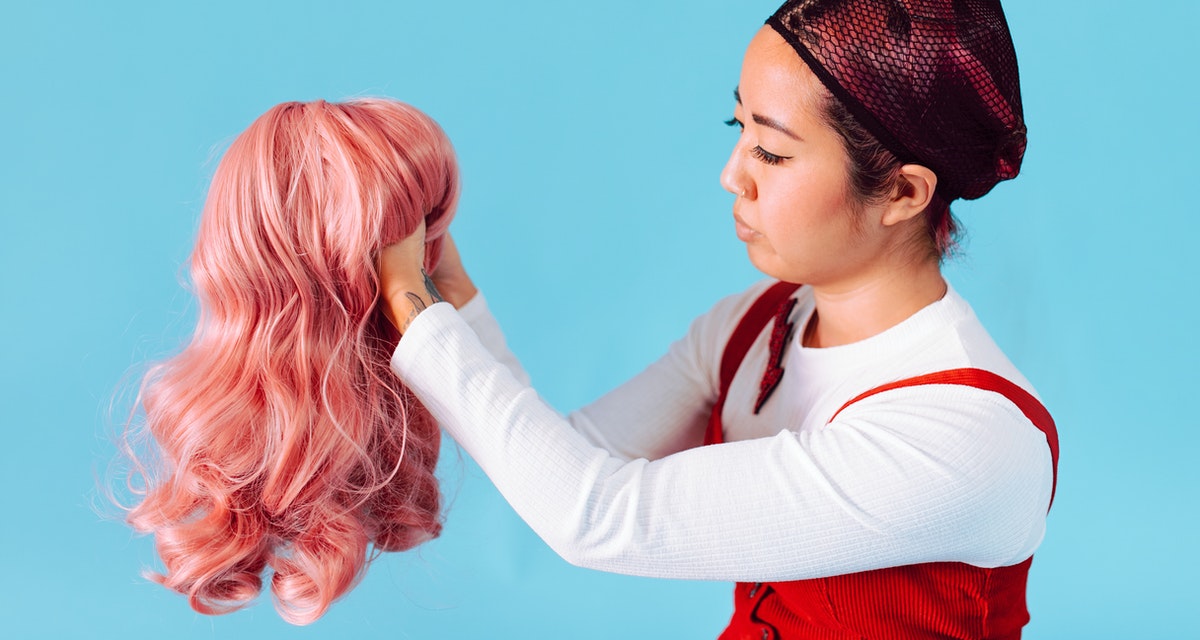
[828,367,1059,506]
[704,281,803,446]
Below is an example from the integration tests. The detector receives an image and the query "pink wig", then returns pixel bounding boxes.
[124,98,457,624]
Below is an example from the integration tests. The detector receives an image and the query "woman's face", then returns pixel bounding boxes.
[721,27,887,288]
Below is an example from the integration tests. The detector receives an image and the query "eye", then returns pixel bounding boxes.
[727,117,791,165]
[750,145,789,166]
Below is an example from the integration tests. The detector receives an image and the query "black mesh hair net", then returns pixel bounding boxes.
[767,0,1026,200]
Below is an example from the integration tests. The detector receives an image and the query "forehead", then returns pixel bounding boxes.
[739,26,825,118]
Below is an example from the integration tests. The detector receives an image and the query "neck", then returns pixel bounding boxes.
[803,256,946,349]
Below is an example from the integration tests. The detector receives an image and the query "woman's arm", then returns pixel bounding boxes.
[391,303,1054,582]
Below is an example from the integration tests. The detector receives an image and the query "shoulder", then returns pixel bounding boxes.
[826,380,1055,565]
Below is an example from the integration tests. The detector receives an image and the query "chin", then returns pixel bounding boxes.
[746,248,805,284]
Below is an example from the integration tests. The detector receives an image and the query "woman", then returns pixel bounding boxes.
[380,1,1056,638]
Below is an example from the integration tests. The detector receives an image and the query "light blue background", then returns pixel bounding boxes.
[2,1,1196,638]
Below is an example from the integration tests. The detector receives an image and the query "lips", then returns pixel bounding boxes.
[733,212,760,241]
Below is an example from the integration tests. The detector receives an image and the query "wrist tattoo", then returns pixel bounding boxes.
[400,269,444,333]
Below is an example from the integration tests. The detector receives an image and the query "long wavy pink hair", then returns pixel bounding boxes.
[123,98,457,624]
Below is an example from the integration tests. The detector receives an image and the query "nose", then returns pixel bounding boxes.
[720,142,754,200]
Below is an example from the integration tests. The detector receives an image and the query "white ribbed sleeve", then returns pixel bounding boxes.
[390,289,1054,582]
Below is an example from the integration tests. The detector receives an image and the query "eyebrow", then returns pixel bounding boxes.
[734,87,804,142]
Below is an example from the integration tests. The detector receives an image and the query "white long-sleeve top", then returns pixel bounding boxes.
[390,280,1054,582]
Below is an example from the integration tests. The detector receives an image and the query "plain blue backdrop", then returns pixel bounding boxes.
[2,1,1197,638]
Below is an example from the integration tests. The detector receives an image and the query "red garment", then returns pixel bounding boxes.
[708,282,1059,640]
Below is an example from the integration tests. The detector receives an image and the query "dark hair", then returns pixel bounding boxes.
[822,93,958,261]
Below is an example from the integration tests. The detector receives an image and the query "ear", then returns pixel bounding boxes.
[881,164,937,227]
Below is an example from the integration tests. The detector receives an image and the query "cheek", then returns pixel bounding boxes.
[760,171,850,238]
[763,176,859,250]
